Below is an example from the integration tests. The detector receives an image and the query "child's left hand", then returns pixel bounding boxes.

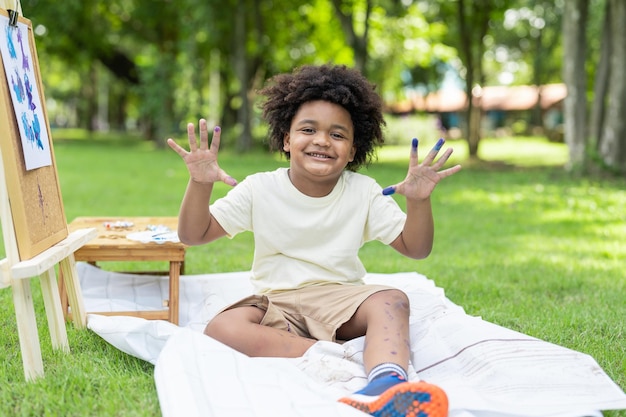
[381,138,461,201]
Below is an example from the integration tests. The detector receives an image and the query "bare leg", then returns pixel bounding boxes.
[337,289,411,373]
[204,306,316,357]
[337,290,449,416]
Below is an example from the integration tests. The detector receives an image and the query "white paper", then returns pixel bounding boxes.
[81,263,626,417]
[126,231,180,244]
[0,16,51,170]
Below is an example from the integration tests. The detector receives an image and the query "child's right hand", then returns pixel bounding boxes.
[167,119,238,187]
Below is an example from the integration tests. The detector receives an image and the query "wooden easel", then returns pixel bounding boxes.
[0,5,96,381]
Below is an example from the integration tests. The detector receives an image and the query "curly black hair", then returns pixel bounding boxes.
[258,64,385,171]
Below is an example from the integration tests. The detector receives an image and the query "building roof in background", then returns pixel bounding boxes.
[389,83,567,113]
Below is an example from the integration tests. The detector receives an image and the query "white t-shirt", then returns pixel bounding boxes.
[211,168,406,294]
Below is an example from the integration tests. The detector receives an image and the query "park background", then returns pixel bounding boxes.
[0,1,625,416]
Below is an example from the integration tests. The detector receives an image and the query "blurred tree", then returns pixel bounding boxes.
[232,0,252,151]
[596,0,626,173]
[456,0,493,157]
[32,0,613,163]
[24,0,457,146]
[562,0,588,171]
[588,0,610,154]
[487,0,563,127]
[423,0,512,158]
[330,0,372,74]
[27,0,220,142]
[130,0,181,146]
[367,2,457,103]
[25,1,140,132]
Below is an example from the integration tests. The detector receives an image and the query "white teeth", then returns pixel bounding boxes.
[309,153,329,158]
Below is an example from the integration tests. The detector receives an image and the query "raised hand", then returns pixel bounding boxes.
[167,119,237,186]
[382,138,461,200]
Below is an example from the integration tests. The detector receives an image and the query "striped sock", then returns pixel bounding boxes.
[355,363,409,396]
[367,363,408,383]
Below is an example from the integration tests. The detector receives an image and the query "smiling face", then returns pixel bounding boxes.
[283,100,356,197]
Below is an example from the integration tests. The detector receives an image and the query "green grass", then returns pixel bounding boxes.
[1,131,625,416]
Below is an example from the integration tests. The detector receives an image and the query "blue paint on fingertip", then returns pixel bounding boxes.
[412,138,418,149]
[434,137,444,151]
[382,186,396,196]
[214,126,221,132]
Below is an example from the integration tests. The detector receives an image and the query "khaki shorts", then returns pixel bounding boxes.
[218,284,397,342]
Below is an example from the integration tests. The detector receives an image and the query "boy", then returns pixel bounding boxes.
[167,64,460,417]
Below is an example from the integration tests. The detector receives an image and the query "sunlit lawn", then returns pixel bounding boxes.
[0,129,624,416]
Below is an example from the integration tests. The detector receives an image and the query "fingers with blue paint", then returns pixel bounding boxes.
[382,138,418,195]
[382,186,396,196]
[433,137,444,152]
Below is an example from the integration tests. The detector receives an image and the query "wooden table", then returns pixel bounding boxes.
[60,216,186,324]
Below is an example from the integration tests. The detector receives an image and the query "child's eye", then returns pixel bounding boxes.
[331,132,346,139]
[300,128,315,134]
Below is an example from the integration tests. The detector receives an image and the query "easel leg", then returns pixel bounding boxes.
[58,267,69,321]
[11,278,44,380]
[58,255,87,329]
[39,267,69,352]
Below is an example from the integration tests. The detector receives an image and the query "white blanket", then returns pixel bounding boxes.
[80,263,626,417]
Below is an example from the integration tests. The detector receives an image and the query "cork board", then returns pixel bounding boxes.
[0,11,67,260]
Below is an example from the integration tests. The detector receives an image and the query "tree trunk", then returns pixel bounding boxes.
[234,0,252,152]
[151,60,176,148]
[458,0,474,156]
[110,87,128,131]
[86,63,97,133]
[599,0,626,173]
[457,0,489,159]
[330,0,371,74]
[468,98,481,156]
[531,28,543,129]
[562,0,589,172]
[589,0,611,149]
